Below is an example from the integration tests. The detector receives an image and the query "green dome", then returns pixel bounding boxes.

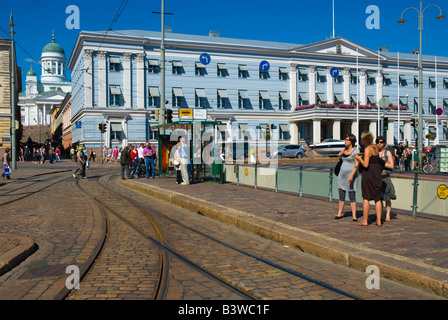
[26,65,36,76]
[42,33,65,55]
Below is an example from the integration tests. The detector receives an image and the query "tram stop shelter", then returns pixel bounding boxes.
[151,119,224,183]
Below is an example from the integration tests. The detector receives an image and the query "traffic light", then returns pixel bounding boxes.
[166,109,173,123]
[102,123,107,133]
[98,122,107,133]
[384,117,389,130]
[155,109,159,121]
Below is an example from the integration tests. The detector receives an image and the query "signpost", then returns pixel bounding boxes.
[259,60,270,72]
[199,53,211,65]
[435,107,443,116]
[330,67,339,78]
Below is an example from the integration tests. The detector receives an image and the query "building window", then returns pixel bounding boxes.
[148,87,160,108]
[109,85,122,106]
[172,61,184,75]
[238,65,249,78]
[279,92,290,110]
[383,74,392,86]
[429,77,436,88]
[259,91,270,109]
[279,67,288,80]
[414,76,418,87]
[316,70,326,82]
[443,98,448,108]
[217,89,229,108]
[217,63,228,77]
[195,62,207,76]
[298,68,308,82]
[259,69,270,80]
[110,56,121,72]
[195,88,208,108]
[238,90,249,109]
[429,99,436,114]
[399,75,407,87]
[367,73,376,85]
[172,88,184,107]
[147,59,160,73]
[334,75,343,84]
[298,93,309,106]
[443,78,448,89]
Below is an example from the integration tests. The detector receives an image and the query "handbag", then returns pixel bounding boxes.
[4,166,11,176]
[334,159,342,176]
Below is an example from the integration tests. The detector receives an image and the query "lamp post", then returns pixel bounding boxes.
[7,11,17,170]
[398,0,445,168]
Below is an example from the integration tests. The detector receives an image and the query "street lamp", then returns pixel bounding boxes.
[398,0,445,168]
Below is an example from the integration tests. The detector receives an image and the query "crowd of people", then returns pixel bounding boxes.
[335,131,398,227]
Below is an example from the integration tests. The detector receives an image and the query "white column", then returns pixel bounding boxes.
[98,51,107,107]
[376,69,383,103]
[326,67,334,104]
[35,104,39,125]
[359,69,367,105]
[123,52,132,108]
[351,120,357,137]
[309,66,316,105]
[84,50,93,107]
[290,122,299,144]
[137,53,145,109]
[43,105,47,125]
[313,119,321,145]
[289,64,297,108]
[387,120,395,144]
[369,121,377,139]
[343,68,350,104]
[333,120,341,140]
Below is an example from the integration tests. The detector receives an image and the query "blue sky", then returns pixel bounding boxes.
[1,0,447,85]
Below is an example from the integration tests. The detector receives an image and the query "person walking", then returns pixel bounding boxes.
[143,142,156,179]
[73,146,87,179]
[179,137,190,185]
[2,147,11,180]
[335,134,359,221]
[355,132,383,227]
[173,143,182,184]
[120,145,131,179]
[376,136,397,222]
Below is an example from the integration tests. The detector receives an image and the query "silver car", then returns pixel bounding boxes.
[273,144,305,159]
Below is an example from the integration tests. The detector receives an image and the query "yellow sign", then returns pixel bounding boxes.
[244,168,248,176]
[179,109,193,118]
[437,185,448,200]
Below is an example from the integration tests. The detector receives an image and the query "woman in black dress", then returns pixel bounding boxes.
[354,132,383,227]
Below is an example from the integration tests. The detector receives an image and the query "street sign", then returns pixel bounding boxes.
[378,97,391,109]
[437,184,448,200]
[200,53,211,65]
[193,109,207,120]
[330,67,339,78]
[179,109,193,119]
[436,108,443,116]
[259,60,270,72]
[75,121,82,128]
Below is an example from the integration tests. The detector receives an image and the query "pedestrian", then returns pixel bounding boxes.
[179,136,190,185]
[73,146,87,179]
[143,142,156,179]
[120,145,131,179]
[404,146,412,171]
[2,147,11,180]
[335,134,359,221]
[354,131,383,227]
[173,143,182,184]
[376,136,397,222]
[113,146,119,162]
[249,146,256,164]
[55,147,61,162]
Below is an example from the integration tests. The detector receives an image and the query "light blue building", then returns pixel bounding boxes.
[67,30,448,151]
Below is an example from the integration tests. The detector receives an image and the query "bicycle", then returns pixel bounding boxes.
[423,156,439,173]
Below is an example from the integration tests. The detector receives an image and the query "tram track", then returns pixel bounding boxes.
[68,174,254,300]
[73,172,362,300]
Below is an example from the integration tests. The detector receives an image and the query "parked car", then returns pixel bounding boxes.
[272,144,306,159]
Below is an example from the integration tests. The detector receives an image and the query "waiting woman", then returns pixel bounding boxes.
[354,132,383,227]
[376,136,396,222]
[335,134,359,221]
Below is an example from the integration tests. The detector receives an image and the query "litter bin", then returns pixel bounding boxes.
[212,163,223,183]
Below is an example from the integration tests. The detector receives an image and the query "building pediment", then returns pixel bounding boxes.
[35,91,67,104]
[290,37,387,61]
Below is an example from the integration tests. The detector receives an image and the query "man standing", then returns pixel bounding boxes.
[179,136,190,185]
[143,142,155,179]
[120,146,131,179]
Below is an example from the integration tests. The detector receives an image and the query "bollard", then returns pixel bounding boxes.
[299,166,303,197]
[275,167,278,192]
[254,162,257,189]
[236,164,240,186]
[329,168,333,202]
[412,173,419,217]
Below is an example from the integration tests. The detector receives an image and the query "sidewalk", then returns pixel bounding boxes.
[120,174,448,299]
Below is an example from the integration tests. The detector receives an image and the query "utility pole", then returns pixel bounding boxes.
[153,0,173,135]
[8,11,17,170]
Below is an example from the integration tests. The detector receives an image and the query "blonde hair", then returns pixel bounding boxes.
[361,131,374,145]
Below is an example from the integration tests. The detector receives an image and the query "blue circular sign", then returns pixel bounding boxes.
[259,60,270,72]
[199,53,211,65]
[436,108,443,116]
[330,67,339,78]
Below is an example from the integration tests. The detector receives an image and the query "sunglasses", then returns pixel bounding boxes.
[378,141,386,144]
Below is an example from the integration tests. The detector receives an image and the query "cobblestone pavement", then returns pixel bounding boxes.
[0,160,447,300]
